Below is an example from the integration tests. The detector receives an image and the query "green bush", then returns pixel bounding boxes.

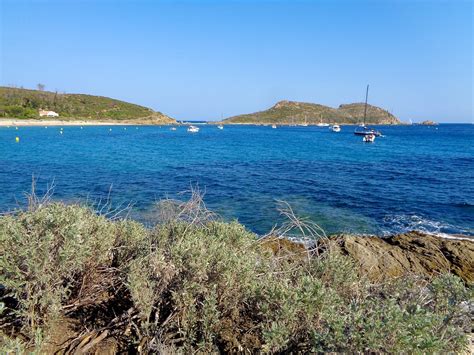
[1,105,37,118]
[0,203,472,353]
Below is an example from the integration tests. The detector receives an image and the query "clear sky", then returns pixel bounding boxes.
[1,0,472,122]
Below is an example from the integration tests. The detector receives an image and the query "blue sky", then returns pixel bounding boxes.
[1,0,472,122]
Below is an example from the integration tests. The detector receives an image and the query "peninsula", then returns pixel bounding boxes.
[222,100,400,125]
[0,87,175,125]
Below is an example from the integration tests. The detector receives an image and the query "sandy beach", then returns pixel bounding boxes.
[0,119,147,127]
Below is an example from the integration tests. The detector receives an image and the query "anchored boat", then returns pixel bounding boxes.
[354,85,382,137]
[363,133,376,143]
[187,125,200,133]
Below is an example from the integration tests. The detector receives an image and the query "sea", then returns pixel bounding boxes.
[0,123,473,237]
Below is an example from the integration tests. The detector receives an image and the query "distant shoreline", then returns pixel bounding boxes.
[0,119,173,127]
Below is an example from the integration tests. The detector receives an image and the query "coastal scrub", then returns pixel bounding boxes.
[0,201,472,353]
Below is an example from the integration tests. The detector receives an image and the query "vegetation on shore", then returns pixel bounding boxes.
[421,120,438,125]
[0,194,472,353]
[223,100,400,125]
[0,87,175,123]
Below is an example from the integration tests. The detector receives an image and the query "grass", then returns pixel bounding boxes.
[0,86,173,122]
[0,195,472,353]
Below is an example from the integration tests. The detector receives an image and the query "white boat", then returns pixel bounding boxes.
[330,124,341,132]
[317,114,329,127]
[272,124,277,129]
[170,127,177,131]
[187,125,199,133]
[363,134,375,143]
[217,124,224,130]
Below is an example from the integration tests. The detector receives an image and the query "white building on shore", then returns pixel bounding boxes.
[39,110,59,117]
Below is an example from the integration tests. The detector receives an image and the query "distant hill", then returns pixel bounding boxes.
[223,100,400,125]
[0,87,175,123]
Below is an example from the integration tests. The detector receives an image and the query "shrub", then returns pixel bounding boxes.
[0,203,472,353]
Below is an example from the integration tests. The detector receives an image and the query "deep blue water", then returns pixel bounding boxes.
[1,124,473,236]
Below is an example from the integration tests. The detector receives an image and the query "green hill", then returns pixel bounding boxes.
[223,100,400,125]
[0,87,175,123]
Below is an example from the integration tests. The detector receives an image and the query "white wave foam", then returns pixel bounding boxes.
[382,214,474,240]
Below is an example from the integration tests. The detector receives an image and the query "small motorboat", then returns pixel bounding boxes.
[170,127,177,131]
[272,124,277,129]
[187,125,199,133]
[217,124,224,130]
[330,124,341,132]
[363,134,375,143]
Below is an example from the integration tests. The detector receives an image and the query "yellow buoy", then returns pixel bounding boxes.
[15,137,20,143]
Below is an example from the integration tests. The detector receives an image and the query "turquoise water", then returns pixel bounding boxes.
[0,124,473,236]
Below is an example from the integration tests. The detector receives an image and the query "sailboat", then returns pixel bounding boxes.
[217,113,224,129]
[354,85,382,137]
[317,113,329,127]
[300,116,309,127]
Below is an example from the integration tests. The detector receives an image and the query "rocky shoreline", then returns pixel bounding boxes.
[263,231,474,283]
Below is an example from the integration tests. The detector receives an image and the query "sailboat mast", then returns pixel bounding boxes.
[363,84,369,126]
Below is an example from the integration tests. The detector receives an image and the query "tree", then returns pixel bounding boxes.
[37,83,45,91]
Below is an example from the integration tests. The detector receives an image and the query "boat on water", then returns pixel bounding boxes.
[217,124,224,130]
[363,133,376,143]
[330,124,341,132]
[300,116,309,127]
[317,114,329,127]
[187,125,200,133]
[272,124,277,129]
[354,126,381,136]
[170,127,177,131]
[354,85,382,137]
